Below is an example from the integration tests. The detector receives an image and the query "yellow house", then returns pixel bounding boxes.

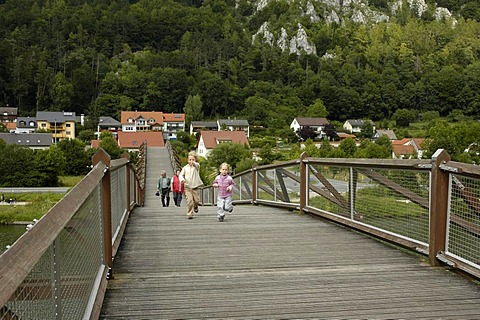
[36,111,78,143]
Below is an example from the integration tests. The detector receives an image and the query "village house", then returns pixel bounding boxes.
[15,117,37,134]
[196,130,249,158]
[343,119,375,134]
[0,107,18,123]
[190,121,218,135]
[36,111,80,143]
[0,133,52,150]
[162,113,185,140]
[290,117,330,139]
[217,119,250,138]
[97,116,122,138]
[120,111,164,132]
[391,138,427,159]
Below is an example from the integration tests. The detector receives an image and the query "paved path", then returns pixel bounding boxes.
[100,147,480,319]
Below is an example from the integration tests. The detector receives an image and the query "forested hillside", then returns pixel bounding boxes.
[1,0,480,134]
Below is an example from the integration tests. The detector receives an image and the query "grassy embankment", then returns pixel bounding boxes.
[0,176,84,224]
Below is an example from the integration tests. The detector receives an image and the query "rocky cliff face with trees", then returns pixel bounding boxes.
[1,0,480,135]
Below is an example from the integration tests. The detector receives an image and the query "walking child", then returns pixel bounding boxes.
[171,169,185,207]
[212,162,235,222]
[179,152,203,219]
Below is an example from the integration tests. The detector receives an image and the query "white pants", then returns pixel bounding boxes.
[217,196,233,217]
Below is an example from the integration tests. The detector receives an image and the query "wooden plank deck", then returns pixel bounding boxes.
[100,147,480,319]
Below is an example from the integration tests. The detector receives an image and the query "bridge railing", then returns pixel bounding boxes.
[199,149,480,279]
[0,145,146,320]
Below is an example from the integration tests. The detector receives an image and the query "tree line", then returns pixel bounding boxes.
[1,0,480,134]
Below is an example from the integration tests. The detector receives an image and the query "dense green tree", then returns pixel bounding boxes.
[339,138,357,158]
[206,142,251,174]
[99,131,124,159]
[35,145,66,186]
[392,108,417,127]
[77,129,96,144]
[184,94,204,127]
[57,139,90,175]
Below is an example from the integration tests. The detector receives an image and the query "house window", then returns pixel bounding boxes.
[66,131,71,135]
[66,123,71,127]
[29,121,35,127]
[216,139,232,144]
[128,118,133,123]
[132,141,138,145]
[41,123,46,127]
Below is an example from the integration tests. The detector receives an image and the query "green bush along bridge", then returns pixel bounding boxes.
[1,143,480,319]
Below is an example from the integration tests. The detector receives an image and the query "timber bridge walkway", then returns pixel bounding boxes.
[1,145,480,319]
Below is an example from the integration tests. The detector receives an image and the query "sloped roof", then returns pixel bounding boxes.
[0,133,52,146]
[295,117,329,126]
[345,119,364,126]
[117,131,165,149]
[120,111,164,125]
[411,138,426,149]
[0,107,18,115]
[337,132,357,139]
[199,130,249,149]
[392,138,411,145]
[393,144,416,157]
[375,129,397,140]
[3,122,17,131]
[36,111,77,123]
[98,116,121,127]
[191,121,218,128]
[163,113,185,122]
[16,117,37,128]
[217,119,249,126]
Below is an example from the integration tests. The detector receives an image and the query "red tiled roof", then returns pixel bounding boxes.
[392,138,411,145]
[90,139,101,149]
[3,122,16,130]
[163,113,185,122]
[199,130,249,149]
[120,111,164,125]
[393,144,415,156]
[117,131,164,148]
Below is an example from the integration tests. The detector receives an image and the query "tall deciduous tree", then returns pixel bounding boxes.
[184,94,204,127]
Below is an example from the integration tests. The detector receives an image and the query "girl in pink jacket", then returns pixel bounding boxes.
[212,162,235,222]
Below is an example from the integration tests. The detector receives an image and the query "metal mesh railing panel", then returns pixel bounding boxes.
[307,165,350,217]
[111,167,127,242]
[130,169,135,205]
[353,169,430,244]
[255,166,300,205]
[233,175,253,202]
[3,185,104,320]
[446,174,480,267]
[2,247,56,319]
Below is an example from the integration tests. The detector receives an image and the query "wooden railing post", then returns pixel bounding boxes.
[429,149,451,266]
[92,148,113,279]
[299,152,308,214]
[252,164,257,205]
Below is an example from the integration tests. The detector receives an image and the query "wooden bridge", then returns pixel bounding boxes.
[2,145,480,319]
[99,147,480,319]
